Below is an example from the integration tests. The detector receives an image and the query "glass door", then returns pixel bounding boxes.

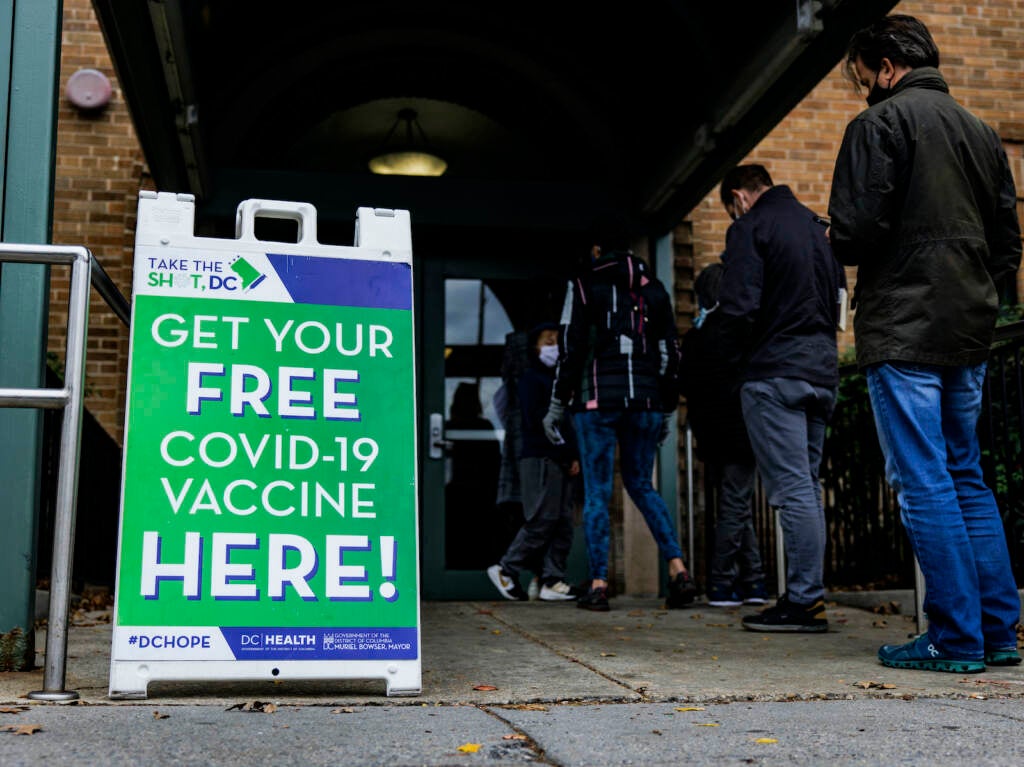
[418,250,587,598]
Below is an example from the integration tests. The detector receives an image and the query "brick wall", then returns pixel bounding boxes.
[683,0,1024,351]
[49,0,150,444]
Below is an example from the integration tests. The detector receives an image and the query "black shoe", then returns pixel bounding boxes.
[742,593,828,633]
[486,565,528,601]
[577,586,610,612]
[665,571,698,608]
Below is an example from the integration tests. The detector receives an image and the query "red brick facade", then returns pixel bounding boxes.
[683,0,1024,354]
[48,1,1024,443]
[49,0,149,443]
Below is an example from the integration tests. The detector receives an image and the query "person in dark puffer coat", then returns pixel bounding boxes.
[543,228,696,612]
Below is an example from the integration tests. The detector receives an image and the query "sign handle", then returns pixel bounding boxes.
[235,199,319,246]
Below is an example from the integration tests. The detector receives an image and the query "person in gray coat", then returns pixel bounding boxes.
[829,14,1022,673]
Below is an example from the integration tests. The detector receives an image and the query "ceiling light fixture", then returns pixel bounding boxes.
[368,108,448,177]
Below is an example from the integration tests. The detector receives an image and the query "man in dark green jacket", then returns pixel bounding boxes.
[829,14,1022,674]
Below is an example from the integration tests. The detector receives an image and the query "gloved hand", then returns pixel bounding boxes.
[658,412,673,446]
[542,400,566,445]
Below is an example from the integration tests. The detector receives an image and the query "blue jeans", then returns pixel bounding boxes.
[573,410,683,581]
[866,362,1020,658]
[740,378,835,604]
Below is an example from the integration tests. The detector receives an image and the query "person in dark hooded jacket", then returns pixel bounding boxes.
[829,14,1022,673]
[487,322,582,603]
[679,262,766,608]
[543,229,696,611]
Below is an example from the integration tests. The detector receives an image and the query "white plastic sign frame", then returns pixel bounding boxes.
[109,192,421,698]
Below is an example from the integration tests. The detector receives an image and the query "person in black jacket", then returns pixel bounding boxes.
[487,323,582,602]
[679,262,766,608]
[716,164,845,633]
[543,230,697,611]
[829,15,1022,673]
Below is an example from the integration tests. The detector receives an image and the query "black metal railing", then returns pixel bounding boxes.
[741,319,1024,592]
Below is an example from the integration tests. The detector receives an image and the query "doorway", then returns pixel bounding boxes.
[417,236,589,598]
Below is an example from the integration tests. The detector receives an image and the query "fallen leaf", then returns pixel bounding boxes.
[226,700,278,713]
[690,614,703,620]
[477,609,493,615]
[675,707,705,712]
[473,685,498,691]
[872,620,888,628]
[491,630,502,635]
[600,652,617,657]
[694,722,720,727]
[969,693,987,700]
[457,743,481,753]
[504,703,547,711]
[152,711,169,720]
[0,707,28,714]
[754,738,778,744]
[613,626,626,631]
[331,708,356,714]
[627,610,645,617]
[854,680,896,690]
[503,734,528,740]
[3,724,42,735]
[711,656,719,660]
[705,624,732,629]
[651,729,662,735]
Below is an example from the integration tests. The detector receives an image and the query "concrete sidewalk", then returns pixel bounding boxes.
[3,593,1024,766]
[3,591,1021,706]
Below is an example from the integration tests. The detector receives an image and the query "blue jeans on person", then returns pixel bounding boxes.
[573,410,683,581]
[866,362,1020,659]
[740,377,835,605]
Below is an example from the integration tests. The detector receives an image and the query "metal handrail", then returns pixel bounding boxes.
[90,255,130,327]
[0,242,97,701]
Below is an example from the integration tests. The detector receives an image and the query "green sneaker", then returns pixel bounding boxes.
[984,647,1022,666]
[878,634,985,673]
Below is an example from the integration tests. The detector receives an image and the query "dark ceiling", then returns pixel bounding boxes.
[92,0,897,237]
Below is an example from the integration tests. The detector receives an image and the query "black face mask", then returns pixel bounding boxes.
[866,77,893,107]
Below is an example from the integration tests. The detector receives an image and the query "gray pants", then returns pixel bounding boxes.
[740,377,835,604]
[500,457,575,582]
[709,458,764,591]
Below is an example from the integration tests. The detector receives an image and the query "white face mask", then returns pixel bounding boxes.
[538,344,559,368]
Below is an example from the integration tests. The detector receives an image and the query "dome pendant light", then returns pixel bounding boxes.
[368,108,447,177]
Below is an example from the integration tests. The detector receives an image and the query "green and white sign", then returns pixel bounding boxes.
[109,195,420,698]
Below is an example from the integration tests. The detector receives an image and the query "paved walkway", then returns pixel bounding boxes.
[4,591,1022,704]
[2,593,1022,765]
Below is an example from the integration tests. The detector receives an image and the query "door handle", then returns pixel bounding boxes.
[428,412,451,459]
